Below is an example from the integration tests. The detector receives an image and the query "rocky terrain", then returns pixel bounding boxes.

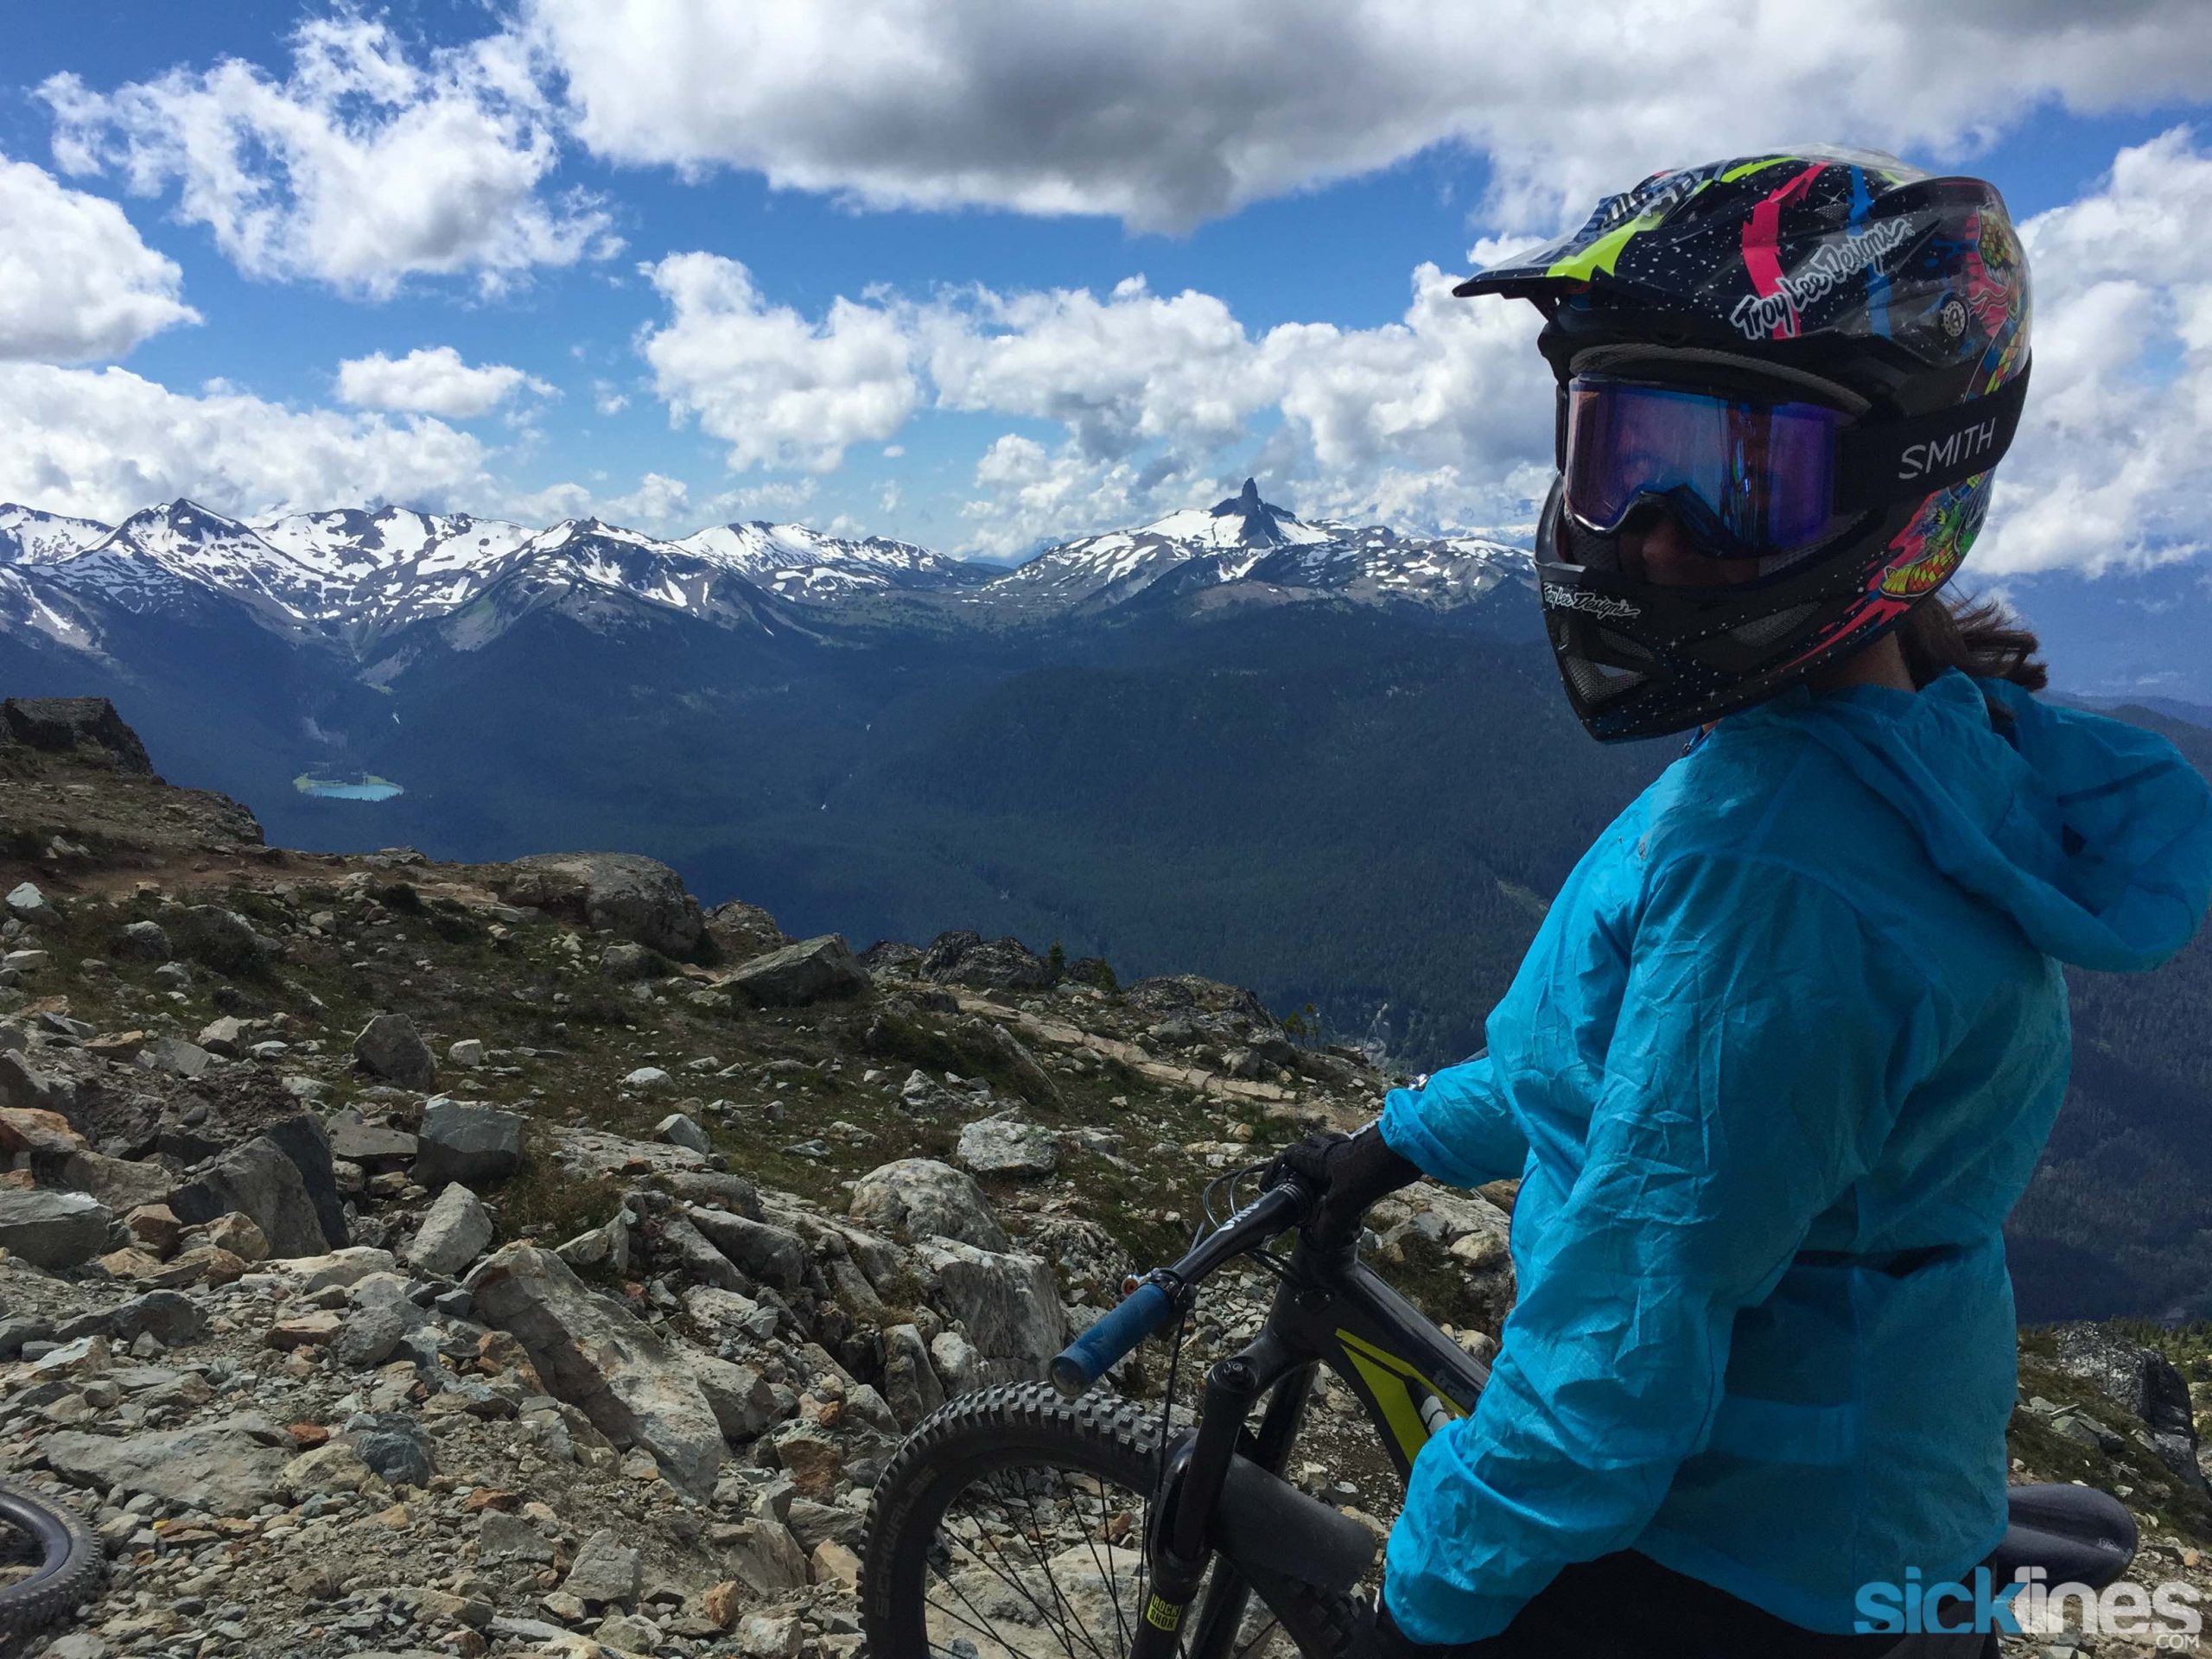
[0,696,2206,1659]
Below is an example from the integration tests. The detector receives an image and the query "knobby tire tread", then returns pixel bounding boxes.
[860,1382,1365,1659]
[0,1475,105,1639]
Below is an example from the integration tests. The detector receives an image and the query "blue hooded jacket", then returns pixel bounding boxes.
[1379,671,2212,1642]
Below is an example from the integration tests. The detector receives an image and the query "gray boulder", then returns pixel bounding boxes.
[353,1013,436,1091]
[849,1159,1012,1253]
[728,935,870,1007]
[882,1322,948,1425]
[654,1112,711,1156]
[146,1034,214,1078]
[956,1116,1059,1179]
[703,899,785,963]
[6,881,58,925]
[404,1182,494,1277]
[917,1238,1066,1386]
[685,1206,807,1293]
[326,1111,419,1166]
[680,1352,785,1442]
[505,853,703,957]
[0,1189,111,1268]
[920,931,1052,991]
[331,1302,423,1370]
[169,906,268,976]
[0,1050,60,1114]
[415,1100,523,1187]
[260,1112,347,1250]
[563,1530,641,1605]
[58,1148,173,1212]
[466,1243,724,1497]
[44,1414,289,1515]
[168,1132,337,1259]
[111,918,170,962]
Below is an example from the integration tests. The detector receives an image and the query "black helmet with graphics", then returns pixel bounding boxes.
[1458,146,2031,741]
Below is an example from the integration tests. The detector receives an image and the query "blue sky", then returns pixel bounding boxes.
[3,3,2211,569]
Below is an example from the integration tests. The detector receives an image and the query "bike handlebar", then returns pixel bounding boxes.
[1047,1178,1314,1397]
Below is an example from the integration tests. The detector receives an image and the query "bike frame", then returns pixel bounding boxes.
[1135,1229,1493,1659]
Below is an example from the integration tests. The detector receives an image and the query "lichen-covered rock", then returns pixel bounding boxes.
[919,930,1052,991]
[915,1237,1067,1386]
[849,1159,1012,1253]
[504,852,703,956]
[404,1182,494,1277]
[956,1116,1059,1179]
[465,1243,724,1498]
[727,934,870,1007]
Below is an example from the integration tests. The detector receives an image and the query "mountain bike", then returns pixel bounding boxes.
[857,1166,2141,1659]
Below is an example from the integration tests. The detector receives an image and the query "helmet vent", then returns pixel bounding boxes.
[1593,626,1656,665]
[1726,602,1821,651]
[1563,652,1646,706]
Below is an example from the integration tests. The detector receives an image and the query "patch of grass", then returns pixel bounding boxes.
[496,1128,626,1249]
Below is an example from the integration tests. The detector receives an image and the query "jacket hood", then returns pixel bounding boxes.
[1744,669,2212,972]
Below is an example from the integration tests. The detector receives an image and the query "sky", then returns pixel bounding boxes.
[3,3,2211,571]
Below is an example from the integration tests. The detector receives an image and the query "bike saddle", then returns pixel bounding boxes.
[1986,1483,2138,1591]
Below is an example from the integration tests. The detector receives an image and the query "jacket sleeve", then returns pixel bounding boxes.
[1379,1051,1530,1190]
[1382,852,1938,1645]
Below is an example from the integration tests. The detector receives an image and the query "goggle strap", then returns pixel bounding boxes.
[1834,361,2031,514]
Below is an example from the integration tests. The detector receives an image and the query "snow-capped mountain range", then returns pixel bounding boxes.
[0,480,1531,664]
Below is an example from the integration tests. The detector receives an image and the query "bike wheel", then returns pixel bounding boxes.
[861,1382,1364,1659]
[0,1476,105,1642]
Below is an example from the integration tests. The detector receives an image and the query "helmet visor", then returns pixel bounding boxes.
[1563,375,1853,556]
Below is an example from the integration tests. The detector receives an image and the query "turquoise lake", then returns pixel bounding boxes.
[295,778,404,801]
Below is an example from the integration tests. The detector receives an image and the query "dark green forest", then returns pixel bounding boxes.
[2,594,2205,1321]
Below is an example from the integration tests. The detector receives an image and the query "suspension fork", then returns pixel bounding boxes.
[1183,1361,1318,1659]
[1131,1320,1316,1659]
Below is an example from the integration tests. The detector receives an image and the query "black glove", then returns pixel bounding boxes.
[1265,1122,1419,1247]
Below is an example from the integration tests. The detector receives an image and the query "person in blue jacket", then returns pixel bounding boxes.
[1275,149,2212,1656]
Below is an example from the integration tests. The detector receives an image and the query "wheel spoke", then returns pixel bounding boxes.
[930,1500,1091,1659]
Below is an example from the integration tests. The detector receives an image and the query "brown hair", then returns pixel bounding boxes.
[1897,592,2047,694]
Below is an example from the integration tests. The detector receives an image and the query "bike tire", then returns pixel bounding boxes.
[860,1382,1365,1659]
[0,1475,105,1640]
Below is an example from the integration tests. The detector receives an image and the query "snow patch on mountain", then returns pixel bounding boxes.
[0,504,111,565]
[982,478,1529,613]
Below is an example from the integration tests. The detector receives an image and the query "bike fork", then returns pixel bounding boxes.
[1131,1355,1266,1659]
[1131,1355,1317,1659]
[1185,1362,1317,1659]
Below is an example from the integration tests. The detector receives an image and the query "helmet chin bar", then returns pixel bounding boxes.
[1532,477,1911,742]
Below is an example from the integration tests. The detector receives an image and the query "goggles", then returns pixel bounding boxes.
[1561,374,1853,558]
[1558,362,2034,563]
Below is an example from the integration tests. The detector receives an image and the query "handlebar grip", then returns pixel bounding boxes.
[1048,1281,1174,1397]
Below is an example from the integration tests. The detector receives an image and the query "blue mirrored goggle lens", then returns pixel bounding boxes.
[1564,378,1848,555]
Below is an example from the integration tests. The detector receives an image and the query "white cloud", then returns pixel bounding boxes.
[0,156,199,363]
[592,379,629,415]
[1979,126,2212,575]
[42,14,615,298]
[601,471,691,530]
[921,276,1270,459]
[338,346,550,418]
[699,478,818,523]
[0,362,491,522]
[524,0,2212,232]
[638,252,917,472]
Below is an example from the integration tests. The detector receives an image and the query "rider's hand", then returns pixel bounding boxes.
[1264,1122,1420,1248]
